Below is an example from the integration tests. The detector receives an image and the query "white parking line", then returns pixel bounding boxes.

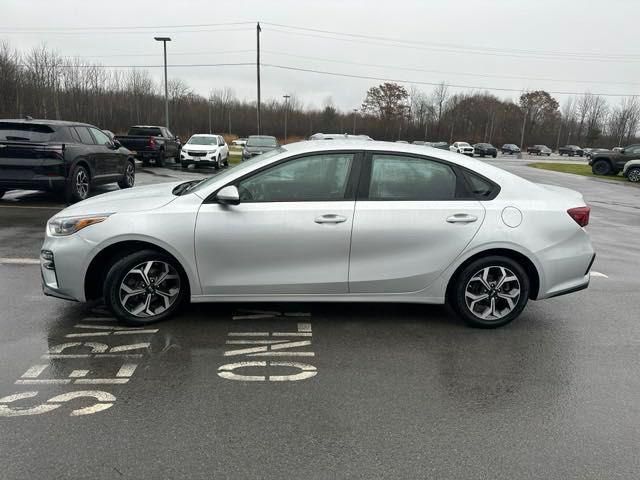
[591,271,609,278]
[0,257,40,265]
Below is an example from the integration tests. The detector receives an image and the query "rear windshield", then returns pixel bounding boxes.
[247,137,277,147]
[0,122,55,142]
[129,127,163,136]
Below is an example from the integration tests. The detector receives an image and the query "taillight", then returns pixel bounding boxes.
[567,206,590,227]
[149,136,157,148]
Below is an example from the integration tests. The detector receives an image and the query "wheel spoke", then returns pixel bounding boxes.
[119,260,181,318]
[130,294,152,316]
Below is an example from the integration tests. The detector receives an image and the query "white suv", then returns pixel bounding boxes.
[450,142,475,156]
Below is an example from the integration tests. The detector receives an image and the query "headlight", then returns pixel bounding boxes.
[48,214,111,236]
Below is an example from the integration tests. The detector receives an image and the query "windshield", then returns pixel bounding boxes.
[459,142,470,147]
[190,146,287,194]
[247,137,277,147]
[187,136,217,146]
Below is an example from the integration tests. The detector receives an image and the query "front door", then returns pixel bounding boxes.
[194,151,361,295]
[349,152,485,293]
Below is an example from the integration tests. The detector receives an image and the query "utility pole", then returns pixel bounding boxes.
[228,110,232,135]
[208,101,212,134]
[352,108,358,135]
[154,37,171,130]
[283,94,290,143]
[256,22,262,135]
[519,108,527,159]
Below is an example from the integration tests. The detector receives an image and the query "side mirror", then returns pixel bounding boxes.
[620,149,626,154]
[216,185,240,205]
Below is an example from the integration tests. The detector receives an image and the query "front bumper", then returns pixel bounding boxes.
[181,152,219,164]
[40,233,91,302]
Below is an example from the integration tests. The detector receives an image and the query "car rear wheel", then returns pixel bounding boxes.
[67,164,90,203]
[626,166,640,182]
[592,159,612,175]
[0,190,5,199]
[104,250,187,325]
[117,161,135,189]
[449,256,530,329]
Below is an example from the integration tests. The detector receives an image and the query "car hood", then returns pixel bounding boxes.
[183,144,218,152]
[53,182,181,218]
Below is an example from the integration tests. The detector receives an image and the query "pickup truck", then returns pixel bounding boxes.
[558,145,584,157]
[589,144,640,175]
[115,125,181,167]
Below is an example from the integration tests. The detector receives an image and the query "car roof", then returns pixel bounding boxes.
[0,118,94,127]
[248,135,276,139]
[190,134,219,137]
[131,125,164,128]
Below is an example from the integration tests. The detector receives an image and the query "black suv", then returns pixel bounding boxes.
[0,119,136,202]
[501,144,521,154]
[589,144,640,176]
[558,145,584,157]
[473,143,497,157]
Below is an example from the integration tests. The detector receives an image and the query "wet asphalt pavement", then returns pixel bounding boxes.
[1,158,639,479]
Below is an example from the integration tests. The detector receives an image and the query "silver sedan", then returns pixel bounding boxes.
[41,141,595,328]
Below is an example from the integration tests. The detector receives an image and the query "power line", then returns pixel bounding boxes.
[65,49,254,59]
[261,64,640,97]
[17,62,255,69]
[262,50,640,87]
[266,27,640,64]
[0,21,254,32]
[0,27,253,36]
[262,22,640,60]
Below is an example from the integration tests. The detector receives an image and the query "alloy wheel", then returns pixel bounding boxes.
[125,163,135,186]
[464,266,521,321]
[76,169,89,199]
[119,260,181,318]
[627,167,640,182]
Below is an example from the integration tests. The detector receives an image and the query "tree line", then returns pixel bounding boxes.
[0,42,638,148]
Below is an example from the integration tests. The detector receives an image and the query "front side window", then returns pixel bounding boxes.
[237,153,354,202]
[368,154,456,201]
[89,128,112,146]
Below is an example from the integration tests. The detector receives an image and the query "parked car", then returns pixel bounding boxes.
[589,144,640,175]
[526,145,552,156]
[473,143,497,158]
[0,119,135,202]
[115,125,181,167]
[612,146,624,153]
[623,160,640,182]
[396,140,409,144]
[449,141,474,156]
[585,148,609,159]
[428,141,449,150]
[501,144,521,154]
[41,141,594,329]
[231,138,247,147]
[309,133,373,141]
[242,135,279,160]
[412,141,425,145]
[558,145,584,157]
[180,134,229,170]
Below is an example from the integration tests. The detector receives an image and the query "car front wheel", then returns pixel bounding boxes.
[626,166,640,182]
[104,250,187,325]
[67,164,90,203]
[592,159,612,175]
[118,161,135,189]
[449,256,530,328]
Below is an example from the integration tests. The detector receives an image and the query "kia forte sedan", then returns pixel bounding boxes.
[41,141,595,328]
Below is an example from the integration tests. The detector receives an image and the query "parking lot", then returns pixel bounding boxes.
[1,157,639,479]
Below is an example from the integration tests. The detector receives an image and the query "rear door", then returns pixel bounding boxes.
[74,126,101,176]
[349,152,485,293]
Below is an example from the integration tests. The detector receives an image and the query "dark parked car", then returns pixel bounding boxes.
[526,145,552,156]
[589,144,640,175]
[585,148,609,159]
[501,144,521,154]
[0,119,135,202]
[115,125,181,167]
[242,135,279,160]
[558,145,584,157]
[473,143,497,157]
[427,141,449,150]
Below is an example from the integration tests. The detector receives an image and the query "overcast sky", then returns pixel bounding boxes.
[3,0,639,110]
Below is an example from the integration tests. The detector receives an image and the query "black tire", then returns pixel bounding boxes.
[104,249,187,325]
[142,158,150,167]
[214,155,221,170]
[449,255,530,329]
[156,150,165,167]
[492,154,497,158]
[592,159,612,176]
[0,189,5,199]
[181,161,190,169]
[66,164,90,203]
[117,160,135,189]
[224,155,229,167]
[626,166,640,182]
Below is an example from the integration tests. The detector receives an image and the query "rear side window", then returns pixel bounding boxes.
[368,154,457,201]
[462,170,499,200]
[69,127,82,142]
[129,127,162,137]
[76,127,96,145]
[0,122,55,142]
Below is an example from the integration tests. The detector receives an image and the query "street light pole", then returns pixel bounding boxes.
[154,37,171,130]
[352,109,358,135]
[283,94,290,143]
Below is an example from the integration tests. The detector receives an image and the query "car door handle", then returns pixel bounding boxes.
[446,214,478,224]
[315,214,347,224]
